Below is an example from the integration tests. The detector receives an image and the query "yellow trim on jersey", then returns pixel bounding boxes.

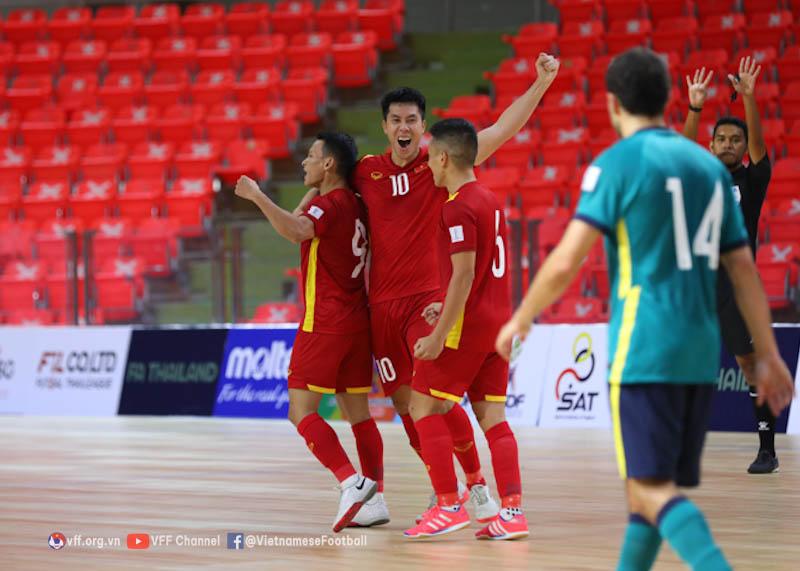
[609,286,641,384]
[444,310,465,350]
[610,382,627,479]
[429,388,463,403]
[307,384,335,394]
[484,394,507,403]
[345,386,372,394]
[446,191,460,203]
[301,237,320,333]
[616,220,632,299]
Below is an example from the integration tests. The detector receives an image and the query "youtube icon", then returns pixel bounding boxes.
[127,533,150,549]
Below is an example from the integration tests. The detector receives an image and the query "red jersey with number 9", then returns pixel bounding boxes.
[298,188,369,334]
[438,181,511,351]
[352,149,448,304]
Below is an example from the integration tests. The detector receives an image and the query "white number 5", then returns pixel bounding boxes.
[666,178,723,271]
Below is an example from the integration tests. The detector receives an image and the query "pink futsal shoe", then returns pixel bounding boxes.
[404,504,470,539]
[474,507,529,540]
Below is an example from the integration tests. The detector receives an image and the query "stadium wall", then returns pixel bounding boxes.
[1,323,798,433]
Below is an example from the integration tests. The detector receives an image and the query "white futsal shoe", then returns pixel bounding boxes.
[469,483,500,523]
[348,493,391,527]
[415,481,469,523]
[333,474,377,532]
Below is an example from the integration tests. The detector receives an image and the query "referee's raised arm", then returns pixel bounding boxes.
[728,56,768,165]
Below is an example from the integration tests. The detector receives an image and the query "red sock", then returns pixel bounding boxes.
[400,413,424,461]
[485,421,522,506]
[351,418,384,492]
[443,404,485,487]
[296,413,356,483]
[415,414,459,505]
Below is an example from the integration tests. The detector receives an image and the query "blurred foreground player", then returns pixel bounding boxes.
[496,48,794,569]
[684,58,778,474]
[234,133,386,532]
[403,119,527,540]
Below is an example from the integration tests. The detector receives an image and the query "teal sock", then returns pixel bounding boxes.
[617,514,662,571]
[657,497,731,571]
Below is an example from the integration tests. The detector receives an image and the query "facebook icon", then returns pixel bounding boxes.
[227,532,244,550]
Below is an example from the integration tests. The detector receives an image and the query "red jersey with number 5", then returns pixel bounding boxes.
[352,149,448,304]
[439,181,511,351]
[299,188,369,334]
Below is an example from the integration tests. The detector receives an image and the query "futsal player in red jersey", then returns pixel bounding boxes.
[234,132,386,532]
[403,118,527,540]
[341,53,559,519]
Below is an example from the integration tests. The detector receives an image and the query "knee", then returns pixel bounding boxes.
[626,479,676,524]
[288,403,313,427]
[476,404,506,433]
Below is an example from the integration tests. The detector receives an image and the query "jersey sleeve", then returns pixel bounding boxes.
[574,154,622,235]
[301,193,338,237]
[748,155,771,203]
[442,198,478,255]
[719,168,749,253]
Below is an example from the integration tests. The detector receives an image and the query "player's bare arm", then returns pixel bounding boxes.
[729,55,767,164]
[474,53,559,166]
[293,187,320,215]
[234,175,315,244]
[721,246,795,415]
[682,67,714,141]
[495,220,600,360]
[413,251,476,361]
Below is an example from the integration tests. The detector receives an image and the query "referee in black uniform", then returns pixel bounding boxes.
[683,56,777,474]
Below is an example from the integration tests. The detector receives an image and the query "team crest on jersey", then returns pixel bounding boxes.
[414,163,428,173]
[371,171,384,180]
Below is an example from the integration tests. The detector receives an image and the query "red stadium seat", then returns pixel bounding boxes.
[175,141,223,178]
[281,68,329,123]
[777,46,800,87]
[555,0,600,24]
[215,138,270,183]
[774,198,800,218]
[153,37,198,73]
[197,36,242,72]
[92,6,135,43]
[0,179,23,222]
[154,104,203,144]
[63,40,107,74]
[332,32,378,88]
[225,3,270,38]
[539,91,586,132]
[0,259,46,312]
[94,272,140,322]
[31,145,79,183]
[758,265,794,309]
[47,8,91,47]
[555,296,608,323]
[234,68,282,107]
[251,302,303,323]
[272,1,315,37]
[166,178,215,234]
[241,35,288,71]
[134,3,180,42]
[315,0,359,35]
[7,75,52,114]
[747,11,793,49]
[768,217,800,243]
[0,110,20,148]
[191,70,235,107]
[536,215,571,259]
[518,165,570,209]
[4,9,47,45]
[605,19,652,55]
[770,158,800,201]
[605,0,647,22]
[181,3,225,40]
[491,129,541,171]
[781,82,800,129]
[118,179,165,221]
[647,0,695,24]
[698,13,745,55]
[67,108,112,149]
[128,142,175,180]
[0,147,32,188]
[502,23,558,59]
[22,181,69,223]
[434,95,493,129]
[70,180,117,225]
[81,143,128,181]
[107,38,153,74]
[358,6,402,50]
[485,58,537,106]
[130,217,179,276]
[56,73,99,113]
[679,50,729,87]
[248,103,300,159]
[541,128,589,168]
[288,33,333,70]
[14,41,60,76]
[785,122,800,157]
[558,21,604,60]
[0,43,14,79]
[695,0,737,20]
[145,70,190,109]
[652,17,698,55]
[90,218,134,260]
[206,102,250,142]
[112,106,156,147]
[475,167,519,206]
[20,108,65,151]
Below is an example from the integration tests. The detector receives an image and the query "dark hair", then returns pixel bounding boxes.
[316,132,358,180]
[605,47,671,118]
[713,117,748,141]
[381,87,426,120]
[429,118,478,169]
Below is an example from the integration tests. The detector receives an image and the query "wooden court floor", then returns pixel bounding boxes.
[0,416,798,570]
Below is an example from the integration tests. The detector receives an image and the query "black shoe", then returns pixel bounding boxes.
[747,450,779,474]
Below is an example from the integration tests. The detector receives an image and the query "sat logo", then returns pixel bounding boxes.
[555,333,599,412]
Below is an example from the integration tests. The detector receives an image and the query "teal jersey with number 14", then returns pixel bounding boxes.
[575,127,749,385]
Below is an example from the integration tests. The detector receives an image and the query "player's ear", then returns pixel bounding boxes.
[323,156,335,173]
[422,118,427,132]
[381,119,389,136]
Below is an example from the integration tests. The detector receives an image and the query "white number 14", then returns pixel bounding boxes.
[665,178,723,271]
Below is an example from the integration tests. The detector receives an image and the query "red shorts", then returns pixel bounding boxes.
[288,329,372,394]
[369,290,441,397]
[413,348,509,404]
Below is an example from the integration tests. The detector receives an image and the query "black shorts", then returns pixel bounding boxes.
[609,383,714,488]
[718,295,754,357]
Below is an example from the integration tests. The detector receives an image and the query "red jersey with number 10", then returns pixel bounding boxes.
[298,188,369,334]
[352,149,448,304]
[438,181,511,351]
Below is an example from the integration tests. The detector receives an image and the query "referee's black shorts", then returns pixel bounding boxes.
[718,294,754,357]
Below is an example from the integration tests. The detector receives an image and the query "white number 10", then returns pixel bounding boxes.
[666,178,723,271]
[390,173,410,196]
